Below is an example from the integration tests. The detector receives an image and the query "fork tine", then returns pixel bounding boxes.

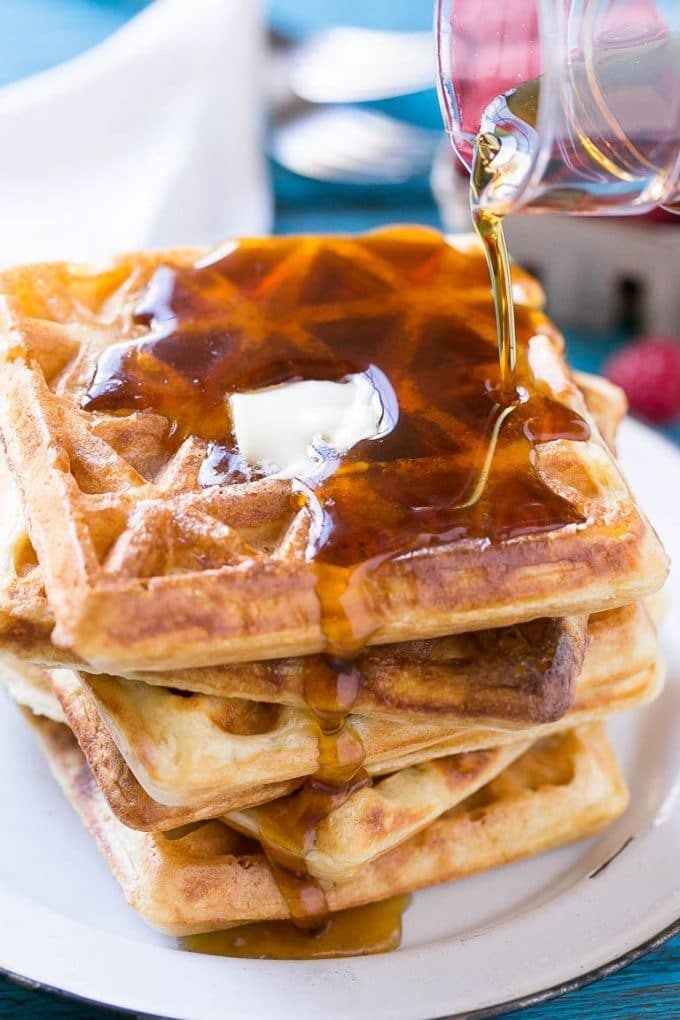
[270,107,440,185]
[289,28,434,104]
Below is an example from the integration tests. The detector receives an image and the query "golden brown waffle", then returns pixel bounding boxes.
[224,605,653,884]
[0,596,656,836]
[129,601,651,727]
[0,373,645,732]
[2,667,529,857]
[0,445,588,729]
[49,667,531,803]
[0,355,633,737]
[28,717,628,935]
[71,617,589,725]
[0,231,667,671]
[0,443,589,726]
[225,742,531,882]
[0,456,55,662]
[0,656,64,723]
[0,598,653,831]
[572,372,627,453]
[1,668,300,829]
[3,663,529,880]
[374,652,661,773]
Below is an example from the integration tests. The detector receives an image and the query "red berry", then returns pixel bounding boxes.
[603,336,680,425]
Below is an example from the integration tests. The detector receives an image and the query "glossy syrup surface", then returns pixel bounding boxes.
[82,227,590,584]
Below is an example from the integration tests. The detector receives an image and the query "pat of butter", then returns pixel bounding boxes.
[229,372,394,478]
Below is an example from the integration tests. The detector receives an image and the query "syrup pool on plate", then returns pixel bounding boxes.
[181,896,410,960]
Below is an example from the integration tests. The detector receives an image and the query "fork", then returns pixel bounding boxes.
[283,27,434,104]
[270,105,441,185]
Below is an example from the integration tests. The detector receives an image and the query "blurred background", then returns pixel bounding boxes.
[0,0,678,439]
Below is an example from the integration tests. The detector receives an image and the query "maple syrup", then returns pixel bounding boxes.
[180,895,410,960]
[251,655,369,928]
[470,139,517,398]
[82,229,590,598]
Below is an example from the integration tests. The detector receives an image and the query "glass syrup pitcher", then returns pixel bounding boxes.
[435,0,680,394]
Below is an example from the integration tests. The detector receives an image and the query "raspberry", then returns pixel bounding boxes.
[603,336,680,425]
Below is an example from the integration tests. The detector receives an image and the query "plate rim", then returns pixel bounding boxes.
[441,915,680,1019]
[2,914,679,1020]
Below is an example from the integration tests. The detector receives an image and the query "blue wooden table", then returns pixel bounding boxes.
[1,2,679,1016]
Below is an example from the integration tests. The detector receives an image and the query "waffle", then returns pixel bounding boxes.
[0,370,622,686]
[225,742,532,882]
[0,227,663,962]
[0,443,588,730]
[28,716,628,935]
[59,598,655,729]
[1,667,300,829]
[0,591,656,836]
[0,229,667,671]
[0,445,589,726]
[58,601,660,802]
[572,371,627,454]
[225,608,656,883]
[0,372,631,738]
[354,656,661,773]
[4,654,528,870]
[0,453,55,663]
[0,656,64,723]
[0,594,655,834]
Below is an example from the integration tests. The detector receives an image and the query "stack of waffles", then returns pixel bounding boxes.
[0,228,669,955]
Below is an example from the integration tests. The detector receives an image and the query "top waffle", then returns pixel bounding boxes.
[0,227,668,670]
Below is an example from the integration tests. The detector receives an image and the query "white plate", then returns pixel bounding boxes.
[1,418,678,1020]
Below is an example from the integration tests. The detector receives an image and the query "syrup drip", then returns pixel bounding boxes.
[180,895,410,960]
[253,656,368,929]
[259,853,329,930]
[470,131,518,399]
[304,657,366,786]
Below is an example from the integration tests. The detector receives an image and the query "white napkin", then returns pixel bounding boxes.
[0,0,271,266]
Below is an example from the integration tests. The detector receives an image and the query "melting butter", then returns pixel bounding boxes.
[229,372,394,478]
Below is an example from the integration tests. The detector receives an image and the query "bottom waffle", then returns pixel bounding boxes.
[28,716,627,937]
